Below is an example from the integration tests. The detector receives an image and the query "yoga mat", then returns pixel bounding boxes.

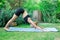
[7,27,58,32]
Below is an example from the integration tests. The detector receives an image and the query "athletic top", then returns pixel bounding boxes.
[15,8,24,16]
[24,15,30,23]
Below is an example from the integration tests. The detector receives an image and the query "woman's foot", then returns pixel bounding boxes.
[4,27,9,30]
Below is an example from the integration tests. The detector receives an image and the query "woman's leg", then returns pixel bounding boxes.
[4,14,18,30]
[27,18,42,30]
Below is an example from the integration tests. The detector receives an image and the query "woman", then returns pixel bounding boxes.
[4,8,42,30]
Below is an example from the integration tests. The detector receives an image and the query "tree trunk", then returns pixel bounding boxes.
[33,10,42,22]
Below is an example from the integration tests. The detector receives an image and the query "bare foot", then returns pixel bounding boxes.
[4,27,9,30]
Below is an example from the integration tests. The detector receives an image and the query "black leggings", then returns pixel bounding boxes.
[15,8,24,16]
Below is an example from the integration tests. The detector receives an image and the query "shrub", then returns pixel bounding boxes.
[0,9,25,27]
[22,0,60,23]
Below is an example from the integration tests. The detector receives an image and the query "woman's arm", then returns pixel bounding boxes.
[27,18,43,30]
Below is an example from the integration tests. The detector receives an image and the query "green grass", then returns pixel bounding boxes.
[0,23,60,40]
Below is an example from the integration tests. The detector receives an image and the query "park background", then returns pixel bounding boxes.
[0,0,60,40]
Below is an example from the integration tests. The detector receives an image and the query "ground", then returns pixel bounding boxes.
[0,23,60,40]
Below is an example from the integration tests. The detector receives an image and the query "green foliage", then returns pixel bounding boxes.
[0,0,24,27]
[0,0,5,9]
[7,0,24,9]
[0,0,11,9]
[0,9,24,27]
[23,0,40,12]
[23,0,60,23]
[0,0,60,27]
[15,14,24,25]
[0,9,14,27]
[39,1,57,23]
[0,0,11,27]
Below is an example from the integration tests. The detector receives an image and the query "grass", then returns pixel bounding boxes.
[0,23,60,40]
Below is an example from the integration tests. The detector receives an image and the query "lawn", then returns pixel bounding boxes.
[0,23,60,40]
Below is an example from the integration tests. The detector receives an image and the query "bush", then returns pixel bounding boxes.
[39,1,57,23]
[0,9,25,27]
[0,9,14,27]
[22,0,60,23]
[0,0,25,27]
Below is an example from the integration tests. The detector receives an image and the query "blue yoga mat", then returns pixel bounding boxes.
[7,27,58,32]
